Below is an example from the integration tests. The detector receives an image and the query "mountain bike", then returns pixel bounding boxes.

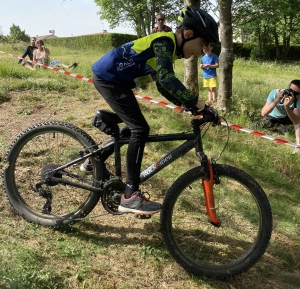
[2,109,272,280]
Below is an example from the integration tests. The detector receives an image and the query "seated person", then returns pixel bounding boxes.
[260,79,300,154]
[18,37,37,70]
[33,40,50,67]
[49,60,78,70]
[33,40,77,70]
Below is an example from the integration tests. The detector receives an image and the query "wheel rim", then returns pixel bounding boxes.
[5,126,99,222]
[170,174,264,269]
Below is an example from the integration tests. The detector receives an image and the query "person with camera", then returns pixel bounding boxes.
[261,79,300,154]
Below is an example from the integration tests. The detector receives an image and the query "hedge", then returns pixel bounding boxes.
[44,33,300,61]
[45,33,138,53]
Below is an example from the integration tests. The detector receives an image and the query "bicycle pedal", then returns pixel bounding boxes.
[134,213,152,220]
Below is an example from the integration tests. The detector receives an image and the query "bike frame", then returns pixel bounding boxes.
[51,118,221,225]
[129,134,196,183]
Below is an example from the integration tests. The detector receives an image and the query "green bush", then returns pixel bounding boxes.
[213,43,300,61]
[46,33,138,53]
[250,46,260,60]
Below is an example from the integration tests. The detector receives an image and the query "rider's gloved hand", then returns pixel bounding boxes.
[199,105,220,125]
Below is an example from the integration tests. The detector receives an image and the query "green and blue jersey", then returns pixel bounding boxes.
[92,32,198,108]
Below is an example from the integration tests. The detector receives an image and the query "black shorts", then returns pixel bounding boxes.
[266,115,293,125]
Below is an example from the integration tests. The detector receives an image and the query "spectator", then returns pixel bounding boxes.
[49,60,78,70]
[80,6,220,216]
[260,79,300,154]
[152,13,172,33]
[33,40,50,67]
[19,39,77,71]
[200,44,219,103]
[18,37,37,70]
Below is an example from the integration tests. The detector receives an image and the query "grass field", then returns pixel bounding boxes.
[0,41,299,289]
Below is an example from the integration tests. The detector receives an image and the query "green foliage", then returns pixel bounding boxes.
[233,42,256,59]
[232,0,300,60]
[0,26,4,42]
[211,42,300,61]
[46,33,138,53]
[249,46,260,60]
[9,24,30,42]
[0,35,10,43]
[93,0,182,36]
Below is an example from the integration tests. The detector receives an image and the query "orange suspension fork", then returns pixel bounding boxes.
[202,160,221,226]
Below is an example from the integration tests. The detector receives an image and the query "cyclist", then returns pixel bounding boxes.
[81,6,220,216]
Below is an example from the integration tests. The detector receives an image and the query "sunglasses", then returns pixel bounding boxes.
[157,18,165,21]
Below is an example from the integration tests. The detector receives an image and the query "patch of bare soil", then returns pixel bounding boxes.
[0,90,107,157]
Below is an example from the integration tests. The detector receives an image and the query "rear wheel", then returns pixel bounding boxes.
[160,164,272,279]
[2,121,102,227]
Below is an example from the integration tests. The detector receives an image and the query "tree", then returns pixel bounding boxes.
[9,24,30,42]
[232,0,300,60]
[183,0,218,96]
[0,26,9,43]
[218,0,234,113]
[94,0,182,37]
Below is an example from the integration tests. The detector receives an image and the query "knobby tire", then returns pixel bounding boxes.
[160,164,272,279]
[2,121,102,227]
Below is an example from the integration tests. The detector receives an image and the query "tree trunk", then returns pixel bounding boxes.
[139,10,147,36]
[184,56,199,95]
[218,0,233,113]
[183,0,200,96]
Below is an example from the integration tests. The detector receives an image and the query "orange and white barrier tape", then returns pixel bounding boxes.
[1,50,300,150]
[134,93,300,150]
[0,51,93,82]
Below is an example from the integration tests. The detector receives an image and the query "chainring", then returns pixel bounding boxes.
[101,178,125,214]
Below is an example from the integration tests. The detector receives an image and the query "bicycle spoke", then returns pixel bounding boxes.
[161,165,272,278]
[3,122,102,226]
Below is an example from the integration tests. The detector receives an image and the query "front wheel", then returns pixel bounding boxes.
[2,121,102,227]
[160,164,272,280]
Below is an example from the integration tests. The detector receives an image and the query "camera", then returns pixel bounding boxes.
[282,88,293,96]
[280,88,293,104]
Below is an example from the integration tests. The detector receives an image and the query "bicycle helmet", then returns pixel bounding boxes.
[178,6,219,44]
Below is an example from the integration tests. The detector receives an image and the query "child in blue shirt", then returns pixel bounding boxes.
[200,44,219,103]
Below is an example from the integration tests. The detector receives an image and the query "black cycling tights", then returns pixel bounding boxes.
[93,73,150,198]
